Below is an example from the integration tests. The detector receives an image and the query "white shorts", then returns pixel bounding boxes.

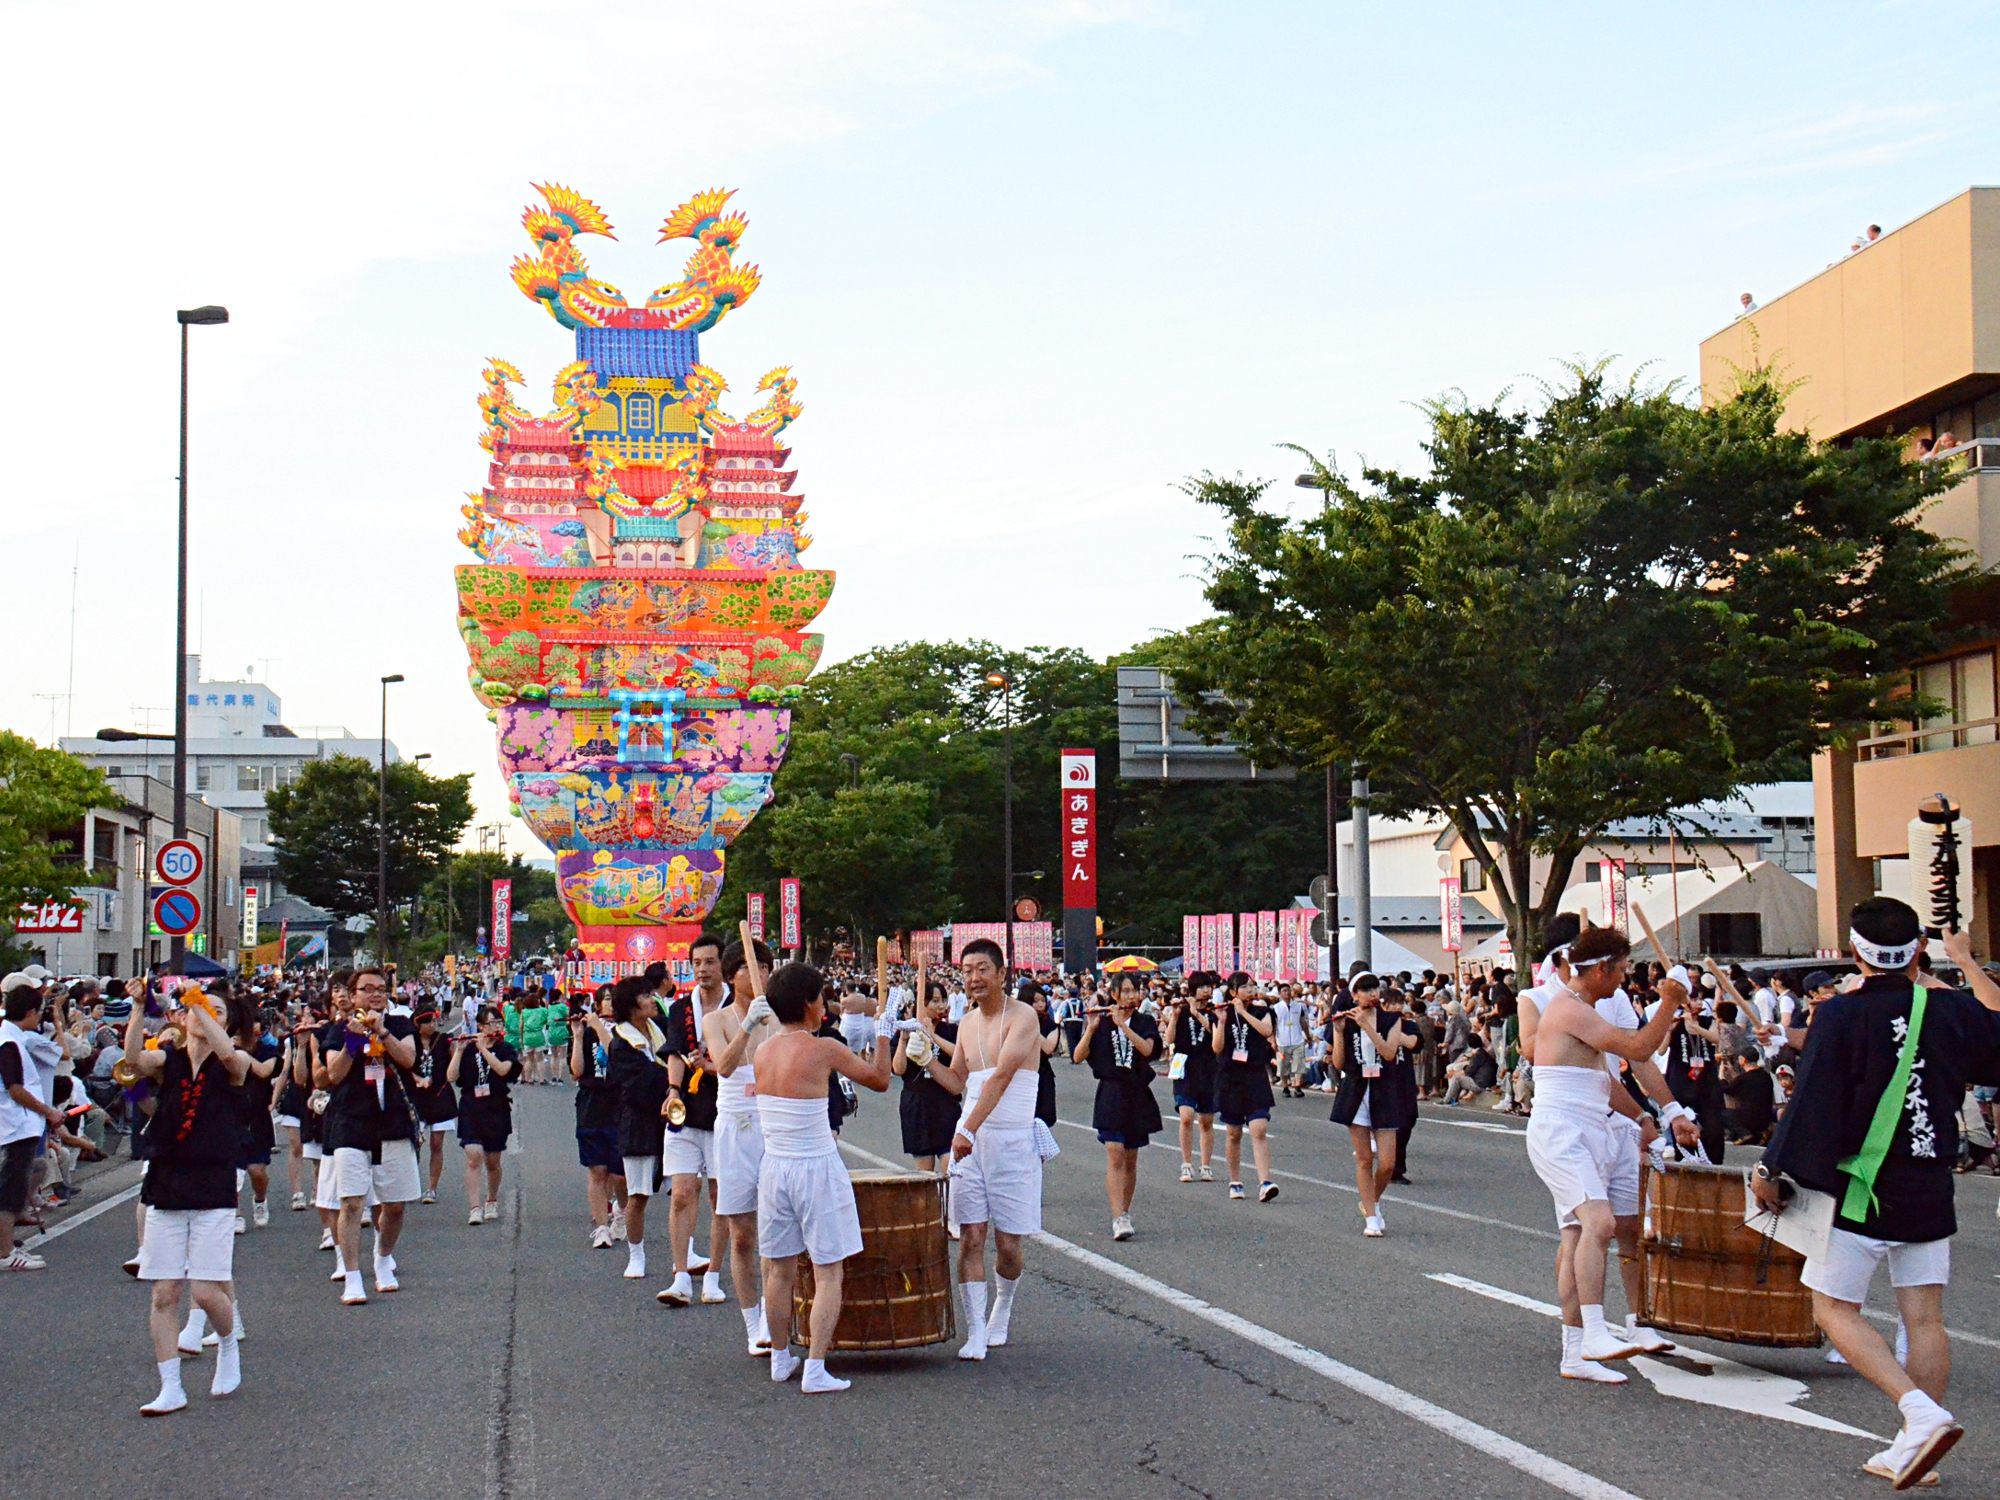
[275,1114,302,1130]
[302,1141,323,1161]
[662,1126,717,1181]
[138,1207,236,1283]
[332,1139,421,1205]
[1802,1227,1951,1306]
[840,1015,875,1053]
[624,1155,661,1198]
[1525,1107,1612,1229]
[1604,1115,1642,1219]
[714,1108,764,1217]
[758,1152,864,1265]
[425,1119,456,1138]
[315,1151,374,1211]
[949,1125,1043,1236]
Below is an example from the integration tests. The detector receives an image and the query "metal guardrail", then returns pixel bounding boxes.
[1926,437,2000,475]
[1858,714,2000,759]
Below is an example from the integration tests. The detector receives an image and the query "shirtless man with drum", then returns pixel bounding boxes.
[753,962,894,1394]
[946,937,1045,1361]
[1524,925,1692,1381]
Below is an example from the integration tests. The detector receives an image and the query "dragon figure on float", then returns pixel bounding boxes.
[455,184,830,978]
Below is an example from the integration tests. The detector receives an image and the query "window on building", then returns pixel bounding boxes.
[1697,912,1762,956]
[1459,857,1485,891]
[238,763,261,791]
[196,762,213,791]
[627,394,653,430]
[93,821,117,866]
[1913,648,1996,750]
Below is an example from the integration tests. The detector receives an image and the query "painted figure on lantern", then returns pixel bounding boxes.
[455,185,831,976]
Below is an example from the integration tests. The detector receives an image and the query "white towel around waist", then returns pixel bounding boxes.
[1532,1063,1612,1117]
[965,1067,1037,1131]
[757,1092,837,1159]
[718,1063,756,1114]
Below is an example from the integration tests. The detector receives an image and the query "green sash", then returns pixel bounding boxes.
[1835,985,1927,1224]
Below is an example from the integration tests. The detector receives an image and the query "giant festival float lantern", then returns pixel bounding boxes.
[455,185,831,980]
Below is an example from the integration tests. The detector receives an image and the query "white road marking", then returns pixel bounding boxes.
[1428,1272,1886,1441]
[1863,1305,2000,1352]
[839,1139,1640,1500]
[1423,1116,1526,1135]
[21,1181,144,1249]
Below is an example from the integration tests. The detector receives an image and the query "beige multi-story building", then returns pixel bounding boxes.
[1700,187,2000,955]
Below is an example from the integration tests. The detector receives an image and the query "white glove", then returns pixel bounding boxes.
[874,1013,900,1042]
[896,1016,925,1032]
[744,997,776,1031]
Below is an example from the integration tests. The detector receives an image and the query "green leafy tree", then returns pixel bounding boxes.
[266,755,475,920]
[1167,363,1969,962]
[0,733,119,965]
[745,781,956,950]
[410,851,558,962]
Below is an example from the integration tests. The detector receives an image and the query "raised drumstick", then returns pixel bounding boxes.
[738,919,767,997]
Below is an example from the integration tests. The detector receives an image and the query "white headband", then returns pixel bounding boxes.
[1850,929,1919,970]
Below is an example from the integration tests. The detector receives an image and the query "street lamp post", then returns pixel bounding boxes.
[378,674,404,968]
[172,304,228,975]
[984,669,1014,976]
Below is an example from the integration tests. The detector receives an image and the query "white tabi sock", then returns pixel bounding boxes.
[211,1329,241,1397]
[342,1269,365,1302]
[1561,1324,1581,1362]
[1579,1305,1609,1341]
[770,1345,800,1382]
[625,1239,647,1279]
[987,1272,1020,1346]
[178,1307,207,1351]
[742,1302,769,1350]
[1898,1388,1952,1433]
[802,1357,850,1394]
[143,1358,187,1415]
[958,1280,989,1360]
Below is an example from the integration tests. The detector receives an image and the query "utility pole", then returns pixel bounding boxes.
[1352,770,1372,971]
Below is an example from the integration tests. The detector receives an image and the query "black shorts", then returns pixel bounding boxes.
[575,1127,620,1170]
[0,1137,35,1217]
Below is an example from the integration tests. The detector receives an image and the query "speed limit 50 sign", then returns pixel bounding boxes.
[155,839,204,887]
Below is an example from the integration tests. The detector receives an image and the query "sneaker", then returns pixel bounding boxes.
[1179,1162,1194,1183]
[1363,1214,1385,1238]
[590,1224,612,1249]
[1112,1215,1134,1241]
[482,1201,499,1223]
[469,1209,484,1227]
[1198,1164,1214,1182]
[421,1189,437,1205]
[290,1191,308,1211]
[252,1201,269,1229]
[1228,1182,1246,1201]
[608,1211,626,1242]
[1259,1181,1280,1203]
[234,1215,247,1236]
[2,1250,47,1271]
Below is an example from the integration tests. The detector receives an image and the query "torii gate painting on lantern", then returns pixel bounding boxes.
[455,184,830,975]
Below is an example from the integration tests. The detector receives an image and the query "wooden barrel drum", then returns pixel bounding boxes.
[793,1169,955,1351]
[1639,1159,1821,1348]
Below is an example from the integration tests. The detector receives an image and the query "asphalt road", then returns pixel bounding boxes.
[5,1063,1996,1500]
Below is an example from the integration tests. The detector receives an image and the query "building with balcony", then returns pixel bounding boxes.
[62,656,397,911]
[1700,186,2000,954]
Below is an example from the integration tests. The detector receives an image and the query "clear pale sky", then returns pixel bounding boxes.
[4,1,1994,839]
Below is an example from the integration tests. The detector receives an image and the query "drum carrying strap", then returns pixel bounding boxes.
[1835,985,1926,1224]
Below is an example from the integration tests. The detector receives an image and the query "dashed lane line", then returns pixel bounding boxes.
[837,1138,1643,1500]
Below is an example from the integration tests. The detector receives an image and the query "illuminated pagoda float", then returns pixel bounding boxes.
[455,185,832,976]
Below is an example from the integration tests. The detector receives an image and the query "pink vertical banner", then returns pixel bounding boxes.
[1235,912,1252,975]
[1258,910,1277,981]
[746,892,767,943]
[1183,914,1198,971]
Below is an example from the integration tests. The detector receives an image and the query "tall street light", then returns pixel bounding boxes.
[984,668,1014,976]
[378,674,404,969]
[172,304,228,974]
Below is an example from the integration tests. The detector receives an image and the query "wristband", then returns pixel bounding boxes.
[955,1123,976,1143]
[1657,1101,1690,1129]
[343,1031,367,1055]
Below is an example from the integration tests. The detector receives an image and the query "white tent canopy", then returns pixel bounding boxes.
[1316,927,1436,981]
[1459,861,1819,966]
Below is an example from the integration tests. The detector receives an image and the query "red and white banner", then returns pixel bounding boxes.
[1600,859,1628,937]
[950,921,1055,971]
[15,898,86,934]
[1257,910,1277,981]
[1060,749,1097,910]
[908,929,945,969]
[1440,876,1463,953]
[1182,914,1198,971]
[491,879,512,968]
[779,877,802,951]
[746,892,767,943]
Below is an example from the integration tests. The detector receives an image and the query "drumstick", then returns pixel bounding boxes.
[1632,903,1670,972]
[1702,957,1751,1014]
[877,935,891,1020]
[737,920,767,997]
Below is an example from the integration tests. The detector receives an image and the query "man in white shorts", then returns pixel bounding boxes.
[659,956,725,1307]
[124,988,251,1413]
[1754,897,2000,1489]
[1522,927,1687,1384]
[320,968,421,1306]
[753,961,893,1393]
[945,938,1045,1361]
[838,985,877,1054]
[704,936,779,1354]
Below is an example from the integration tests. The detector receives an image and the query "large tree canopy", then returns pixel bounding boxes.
[1165,363,1969,962]
[266,755,475,920]
[0,733,119,964]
